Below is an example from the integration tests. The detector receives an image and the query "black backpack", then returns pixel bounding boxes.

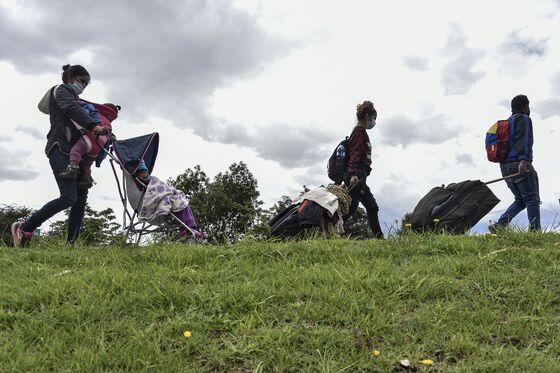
[327,137,349,184]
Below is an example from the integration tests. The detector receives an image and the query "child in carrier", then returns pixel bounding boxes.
[59,101,120,189]
[135,160,204,239]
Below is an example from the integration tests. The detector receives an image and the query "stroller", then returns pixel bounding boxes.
[99,132,201,244]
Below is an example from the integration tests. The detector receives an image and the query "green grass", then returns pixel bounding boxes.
[2,233,560,372]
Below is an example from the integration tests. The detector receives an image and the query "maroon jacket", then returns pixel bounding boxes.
[347,125,372,177]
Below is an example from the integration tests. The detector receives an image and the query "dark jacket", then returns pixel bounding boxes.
[347,125,372,177]
[45,84,98,156]
[503,113,533,163]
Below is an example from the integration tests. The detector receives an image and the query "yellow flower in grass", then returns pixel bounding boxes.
[490,233,498,237]
[420,359,433,365]
[433,219,440,223]
[405,223,412,229]
[371,350,381,357]
[183,330,192,338]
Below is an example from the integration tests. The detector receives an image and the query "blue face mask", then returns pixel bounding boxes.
[72,81,85,95]
[366,119,376,130]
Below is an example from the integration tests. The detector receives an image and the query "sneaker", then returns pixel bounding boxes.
[11,222,32,247]
[77,175,95,190]
[59,165,80,179]
[192,229,204,239]
[488,222,505,234]
[179,228,204,240]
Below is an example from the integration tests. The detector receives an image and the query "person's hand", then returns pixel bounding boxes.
[93,126,110,135]
[350,175,359,186]
[518,160,528,176]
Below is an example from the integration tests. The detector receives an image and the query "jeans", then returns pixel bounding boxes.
[23,148,89,242]
[497,161,540,231]
[344,175,384,238]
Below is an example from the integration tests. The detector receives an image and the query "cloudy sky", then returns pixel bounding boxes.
[0,0,558,233]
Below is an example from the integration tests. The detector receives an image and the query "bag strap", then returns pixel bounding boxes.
[52,84,88,136]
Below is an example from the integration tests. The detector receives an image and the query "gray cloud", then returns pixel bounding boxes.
[230,124,336,168]
[0,1,304,167]
[15,125,44,140]
[0,136,11,142]
[0,145,39,181]
[455,153,475,167]
[499,98,511,109]
[293,163,329,188]
[379,113,462,148]
[375,178,422,228]
[499,30,548,57]
[531,72,560,119]
[440,25,485,95]
[500,95,559,120]
[534,98,560,119]
[551,72,560,95]
[402,56,428,71]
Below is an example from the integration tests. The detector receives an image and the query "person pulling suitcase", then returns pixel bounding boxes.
[487,95,541,232]
[343,100,384,239]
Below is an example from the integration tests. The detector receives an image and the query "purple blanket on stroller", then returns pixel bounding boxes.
[138,176,189,224]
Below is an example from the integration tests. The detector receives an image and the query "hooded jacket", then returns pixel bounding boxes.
[503,113,533,163]
[40,84,99,156]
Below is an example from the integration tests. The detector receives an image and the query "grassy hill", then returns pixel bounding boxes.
[1,233,560,372]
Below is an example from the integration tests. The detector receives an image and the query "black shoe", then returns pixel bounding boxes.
[488,222,505,234]
[59,165,80,179]
[77,175,95,190]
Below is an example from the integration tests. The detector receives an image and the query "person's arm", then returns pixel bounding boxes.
[514,115,532,175]
[53,85,99,131]
[515,115,531,161]
[81,102,111,135]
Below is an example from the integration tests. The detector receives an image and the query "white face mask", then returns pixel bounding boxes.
[366,119,376,130]
[71,81,85,95]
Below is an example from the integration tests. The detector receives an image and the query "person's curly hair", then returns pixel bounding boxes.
[356,100,377,121]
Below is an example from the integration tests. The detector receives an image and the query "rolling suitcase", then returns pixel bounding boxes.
[269,201,327,238]
[409,174,518,234]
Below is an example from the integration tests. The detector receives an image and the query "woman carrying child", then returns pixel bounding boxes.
[11,64,110,246]
[57,65,120,188]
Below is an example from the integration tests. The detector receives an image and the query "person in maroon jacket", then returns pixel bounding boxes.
[344,100,384,239]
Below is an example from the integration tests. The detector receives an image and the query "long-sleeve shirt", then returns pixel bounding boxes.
[503,113,534,163]
[79,101,101,124]
[44,84,99,156]
[347,125,372,176]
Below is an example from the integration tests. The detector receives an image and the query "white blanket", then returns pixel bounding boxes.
[138,176,189,225]
[291,187,339,216]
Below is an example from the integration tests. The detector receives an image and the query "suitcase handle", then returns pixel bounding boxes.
[485,172,524,185]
